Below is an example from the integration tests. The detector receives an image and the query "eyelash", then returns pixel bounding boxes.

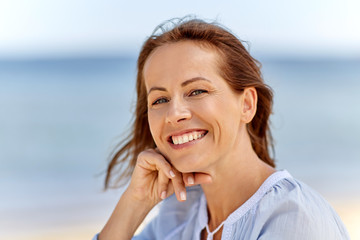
[151,89,208,106]
[152,98,169,105]
[189,89,207,96]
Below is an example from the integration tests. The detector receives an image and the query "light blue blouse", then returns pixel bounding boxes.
[94,170,350,240]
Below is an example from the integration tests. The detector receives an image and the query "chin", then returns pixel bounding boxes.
[169,156,204,173]
[173,165,194,173]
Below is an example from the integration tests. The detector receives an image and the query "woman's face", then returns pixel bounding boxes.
[143,41,246,173]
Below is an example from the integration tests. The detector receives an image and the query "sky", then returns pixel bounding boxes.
[0,0,359,59]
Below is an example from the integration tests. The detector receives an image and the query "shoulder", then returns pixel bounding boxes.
[254,173,350,239]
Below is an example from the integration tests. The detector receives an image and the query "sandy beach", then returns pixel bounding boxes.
[330,198,360,239]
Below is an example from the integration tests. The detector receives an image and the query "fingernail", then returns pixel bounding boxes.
[169,170,175,178]
[188,176,194,185]
[180,191,186,201]
[160,191,167,199]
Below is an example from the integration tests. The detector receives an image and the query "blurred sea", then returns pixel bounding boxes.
[0,57,359,239]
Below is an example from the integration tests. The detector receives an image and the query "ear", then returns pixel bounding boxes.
[240,87,258,123]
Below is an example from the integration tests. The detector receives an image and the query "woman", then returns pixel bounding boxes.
[95,18,349,240]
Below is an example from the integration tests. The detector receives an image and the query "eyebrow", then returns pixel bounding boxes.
[181,77,211,87]
[147,77,211,96]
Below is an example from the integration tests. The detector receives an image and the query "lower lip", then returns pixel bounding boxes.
[169,133,207,150]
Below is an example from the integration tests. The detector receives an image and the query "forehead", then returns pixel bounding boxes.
[143,41,221,89]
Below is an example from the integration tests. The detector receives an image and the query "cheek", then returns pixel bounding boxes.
[205,99,241,134]
[198,97,238,121]
[148,111,162,142]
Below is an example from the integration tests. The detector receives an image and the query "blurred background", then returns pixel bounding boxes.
[0,0,359,239]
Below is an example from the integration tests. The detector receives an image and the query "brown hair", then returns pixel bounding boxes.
[105,17,275,188]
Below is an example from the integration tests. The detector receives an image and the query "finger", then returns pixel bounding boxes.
[182,172,195,186]
[165,181,175,199]
[193,173,213,185]
[157,170,170,200]
[171,170,187,202]
[153,148,174,176]
[137,149,175,179]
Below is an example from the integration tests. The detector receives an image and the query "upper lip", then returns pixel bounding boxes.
[166,128,208,142]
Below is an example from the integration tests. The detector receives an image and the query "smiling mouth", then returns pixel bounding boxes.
[169,130,208,145]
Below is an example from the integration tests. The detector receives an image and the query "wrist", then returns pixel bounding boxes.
[122,187,157,211]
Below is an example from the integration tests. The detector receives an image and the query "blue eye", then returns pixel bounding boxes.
[190,89,207,96]
[152,98,168,105]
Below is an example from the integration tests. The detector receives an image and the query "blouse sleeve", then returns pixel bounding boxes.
[91,225,156,240]
[132,221,157,240]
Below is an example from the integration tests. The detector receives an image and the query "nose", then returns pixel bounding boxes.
[165,98,192,124]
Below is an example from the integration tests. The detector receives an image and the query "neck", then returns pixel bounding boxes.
[200,131,275,231]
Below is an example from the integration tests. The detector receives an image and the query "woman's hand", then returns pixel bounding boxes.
[127,148,212,206]
[99,148,212,240]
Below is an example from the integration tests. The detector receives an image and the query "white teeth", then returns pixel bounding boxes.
[171,131,206,145]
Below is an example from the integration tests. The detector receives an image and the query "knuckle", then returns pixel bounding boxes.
[137,149,156,162]
[137,150,148,160]
[160,183,168,191]
[173,176,185,186]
